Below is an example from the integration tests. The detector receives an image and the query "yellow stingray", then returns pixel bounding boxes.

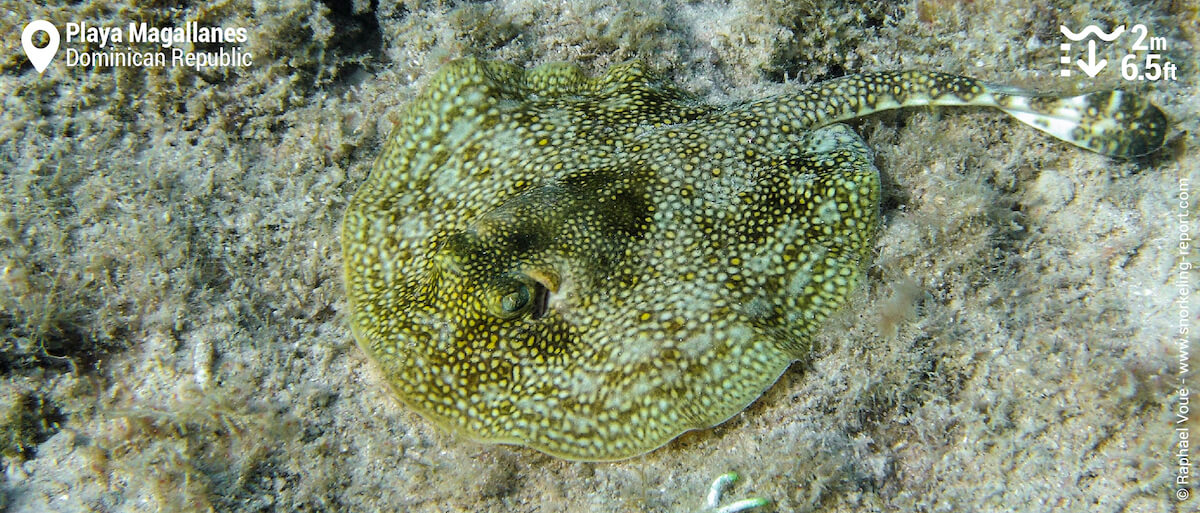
[342,59,1166,460]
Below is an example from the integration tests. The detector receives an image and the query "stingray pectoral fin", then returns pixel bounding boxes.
[988,88,1169,158]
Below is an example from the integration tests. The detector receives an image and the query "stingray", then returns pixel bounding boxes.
[341,59,1166,461]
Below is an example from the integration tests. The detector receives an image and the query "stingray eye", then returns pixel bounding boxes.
[488,276,533,320]
[488,274,551,320]
[500,284,531,314]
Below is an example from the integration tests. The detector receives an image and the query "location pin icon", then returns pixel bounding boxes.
[22,20,60,74]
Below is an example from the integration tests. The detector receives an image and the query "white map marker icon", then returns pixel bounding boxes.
[22,20,60,74]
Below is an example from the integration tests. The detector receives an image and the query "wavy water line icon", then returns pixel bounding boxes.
[1060,25,1126,41]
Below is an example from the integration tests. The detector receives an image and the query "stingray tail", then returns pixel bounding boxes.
[794,71,1168,158]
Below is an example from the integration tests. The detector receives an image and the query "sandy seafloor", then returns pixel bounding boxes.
[1,0,1198,511]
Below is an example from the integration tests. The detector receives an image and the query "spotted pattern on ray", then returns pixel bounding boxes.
[342,58,1167,460]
